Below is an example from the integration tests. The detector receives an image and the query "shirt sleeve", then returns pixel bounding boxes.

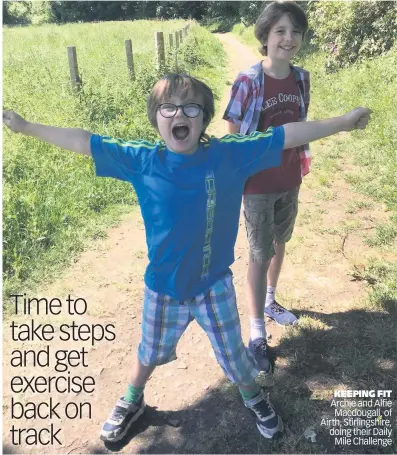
[299,72,311,176]
[304,72,310,119]
[222,75,252,125]
[220,126,285,180]
[90,134,154,182]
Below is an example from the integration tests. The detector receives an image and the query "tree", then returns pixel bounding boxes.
[3,1,32,25]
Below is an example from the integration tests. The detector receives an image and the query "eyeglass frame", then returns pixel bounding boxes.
[157,103,204,119]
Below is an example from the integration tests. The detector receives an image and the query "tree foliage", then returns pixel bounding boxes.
[47,1,148,23]
[3,1,262,25]
[308,0,397,71]
[155,1,207,20]
[3,1,32,25]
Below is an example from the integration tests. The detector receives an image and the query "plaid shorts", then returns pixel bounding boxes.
[138,273,259,385]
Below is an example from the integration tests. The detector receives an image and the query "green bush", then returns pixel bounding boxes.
[308,1,397,71]
[238,1,263,27]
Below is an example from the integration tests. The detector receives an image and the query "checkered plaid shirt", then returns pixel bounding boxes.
[223,61,311,177]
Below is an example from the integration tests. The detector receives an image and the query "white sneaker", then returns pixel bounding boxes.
[264,300,297,326]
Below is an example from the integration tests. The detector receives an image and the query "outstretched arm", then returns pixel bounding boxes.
[283,107,371,150]
[3,110,92,156]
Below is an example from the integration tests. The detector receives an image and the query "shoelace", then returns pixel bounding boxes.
[253,338,268,354]
[270,302,285,314]
[110,406,127,421]
[110,401,134,421]
[252,394,275,420]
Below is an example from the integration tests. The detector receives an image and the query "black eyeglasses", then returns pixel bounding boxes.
[158,103,203,118]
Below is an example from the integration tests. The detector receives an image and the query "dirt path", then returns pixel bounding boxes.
[3,34,394,455]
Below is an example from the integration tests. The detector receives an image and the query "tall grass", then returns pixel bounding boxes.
[299,49,397,211]
[3,21,226,298]
[231,23,260,51]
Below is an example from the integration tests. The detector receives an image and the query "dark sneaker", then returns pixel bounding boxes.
[264,300,297,326]
[249,337,271,375]
[244,389,284,439]
[100,395,146,442]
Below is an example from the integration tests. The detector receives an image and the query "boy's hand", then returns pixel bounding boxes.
[3,111,92,155]
[342,107,372,131]
[3,110,29,134]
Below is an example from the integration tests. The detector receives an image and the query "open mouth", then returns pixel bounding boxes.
[172,123,190,141]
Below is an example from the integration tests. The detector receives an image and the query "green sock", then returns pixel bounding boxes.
[239,383,261,401]
[124,384,144,403]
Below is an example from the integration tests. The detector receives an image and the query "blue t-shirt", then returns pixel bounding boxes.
[90,127,284,300]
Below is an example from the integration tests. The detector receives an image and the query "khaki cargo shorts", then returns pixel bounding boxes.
[243,186,300,263]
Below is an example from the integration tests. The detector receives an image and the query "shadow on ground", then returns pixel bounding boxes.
[80,305,397,454]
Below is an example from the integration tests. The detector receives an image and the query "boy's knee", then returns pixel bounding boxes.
[249,249,274,266]
[138,344,177,367]
[218,349,260,385]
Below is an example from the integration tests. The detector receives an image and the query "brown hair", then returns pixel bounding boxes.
[255,1,308,56]
[147,73,214,140]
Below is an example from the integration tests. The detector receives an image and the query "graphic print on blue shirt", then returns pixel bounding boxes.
[201,169,216,280]
[90,126,284,301]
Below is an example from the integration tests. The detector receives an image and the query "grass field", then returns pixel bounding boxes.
[3,20,226,299]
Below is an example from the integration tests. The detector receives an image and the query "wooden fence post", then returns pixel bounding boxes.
[179,30,183,43]
[175,30,179,49]
[169,33,174,48]
[67,46,81,90]
[155,31,165,70]
[125,39,135,81]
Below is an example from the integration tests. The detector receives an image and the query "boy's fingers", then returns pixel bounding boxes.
[3,111,13,124]
[356,118,368,129]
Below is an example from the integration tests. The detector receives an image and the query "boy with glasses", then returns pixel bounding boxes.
[3,73,370,442]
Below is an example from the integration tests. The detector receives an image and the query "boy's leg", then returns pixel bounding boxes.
[247,260,271,320]
[244,194,277,373]
[101,287,192,443]
[264,186,300,325]
[124,355,156,402]
[267,242,285,290]
[101,358,154,442]
[192,274,283,439]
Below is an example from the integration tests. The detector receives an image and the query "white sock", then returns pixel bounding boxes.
[250,317,266,340]
[265,286,276,307]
